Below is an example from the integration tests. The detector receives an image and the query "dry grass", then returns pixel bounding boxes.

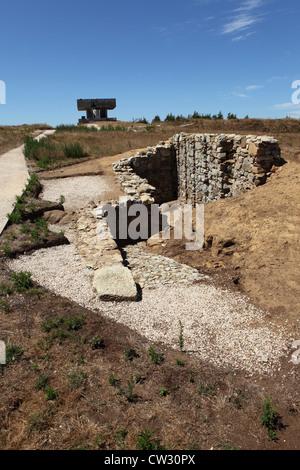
[0,124,52,156]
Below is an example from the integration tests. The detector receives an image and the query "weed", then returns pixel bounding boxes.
[63,142,85,159]
[27,412,49,432]
[90,335,105,350]
[20,224,30,234]
[35,374,49,390]
[125,375,137,403]
[188,374,195,383]
[148,346,164,365]
[67,370,87,390]
[1,300,9,312]
[59,195,65,205]
[220,442,237,450]
[6,344,22,364]
[0,284,13,296]
[67,313,85,331]
[137,428,166,451]
[232,389,245,409]
[10,271,33,292]
[198,383,216,397]
[109,373,120,388]
[1,243,12,258]
[135,373,145,384]
[45,386,58,401]
[159,387,168,397]
[124,348,139,361]
[261,396,281,441]
[115,428,127,449]
[178,320,184,351]
[176,358,184,367]
[94,433,103,448]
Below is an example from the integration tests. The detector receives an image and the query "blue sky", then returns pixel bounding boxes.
[0,0,299,126]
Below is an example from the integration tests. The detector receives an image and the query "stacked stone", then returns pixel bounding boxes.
[113,142,177,205]
[113,133,283,207]
[171,133,282,204]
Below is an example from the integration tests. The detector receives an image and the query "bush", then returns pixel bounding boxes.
[63,142,85,159]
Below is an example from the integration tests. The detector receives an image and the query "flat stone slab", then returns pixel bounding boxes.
[92,264,138,301]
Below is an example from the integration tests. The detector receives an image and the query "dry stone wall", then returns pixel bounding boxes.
[113,133,283,206]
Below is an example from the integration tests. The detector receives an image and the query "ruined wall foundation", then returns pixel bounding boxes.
[113,133,283,206]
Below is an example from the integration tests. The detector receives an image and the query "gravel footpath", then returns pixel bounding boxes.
[40,176,111,211]
[8,242,290,376]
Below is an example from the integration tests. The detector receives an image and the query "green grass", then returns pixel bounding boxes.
[10,271,33,292]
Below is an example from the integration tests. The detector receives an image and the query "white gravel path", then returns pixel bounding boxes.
[7,243,290,375]
[40,176,111,211]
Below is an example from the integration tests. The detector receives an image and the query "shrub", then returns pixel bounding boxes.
[63,142,85,159]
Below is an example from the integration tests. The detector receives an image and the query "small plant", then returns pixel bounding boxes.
[220,442,237,450]
[0,284,13,296]
[148,346,164,365]
[198,383,216,396]
[27,412,48,432]
[10,271,33,292]
[67,313,85,331]
[137,428,166,451]
[125,375,137,403]
[188,374,194,383]
[176,358,184,367]
[67,370,87,390]
[89,335,105,350]
[115,428,127,450]
[1,300,9,312]
[135,373,146,384]
[45,386,58,401]
[1,243,12,258]
[232,389,245,409]
[59,195,65,205]
[109,373,120,388]
[94,433,103,448]
[35,374,49,390]
[178,320,184,351]
[6,344,22,364]
[159,387,168,397]
[124,348,139,361]
[261,396,281,441]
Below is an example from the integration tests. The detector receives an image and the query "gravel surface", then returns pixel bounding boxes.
[8,242,291,376]
[40,176,111,211]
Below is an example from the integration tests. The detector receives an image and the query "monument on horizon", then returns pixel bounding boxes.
[77,98,117,124]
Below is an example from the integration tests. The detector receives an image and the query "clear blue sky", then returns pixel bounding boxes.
[0,0,299,126]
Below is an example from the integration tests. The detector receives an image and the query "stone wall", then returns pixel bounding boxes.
[113,133,283,206]
[113,142,177,205]
[173,133,282,204]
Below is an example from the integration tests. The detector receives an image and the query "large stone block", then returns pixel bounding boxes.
[93,265,138,301]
